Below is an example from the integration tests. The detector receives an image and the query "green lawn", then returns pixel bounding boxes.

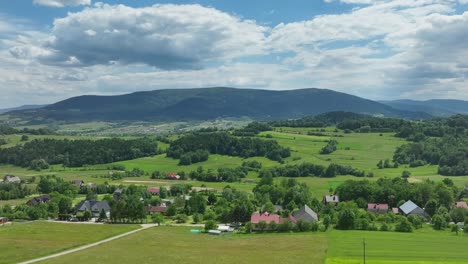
[0,221,139,264]
[38,226,328,264]
[326,229,468,264]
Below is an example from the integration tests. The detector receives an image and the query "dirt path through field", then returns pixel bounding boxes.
[18,224,157,264]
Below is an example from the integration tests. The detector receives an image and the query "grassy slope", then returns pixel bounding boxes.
[326,228,468,264]
[38,226,328,264]
[2,129,467,202]
[0,221,139,264]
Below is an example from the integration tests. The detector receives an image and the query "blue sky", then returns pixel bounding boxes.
[0,0,467,107]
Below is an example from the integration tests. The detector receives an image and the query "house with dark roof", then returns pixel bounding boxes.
[455,201,468,209]
[399,200,429,219]
[27,195,51,206]
[3,175,20,183]
[0,217,8,224]
[76,200,111,218]
[147,187,160,195]
[323,195,339,205]
[293,205,318,223]
[367,203,389,214]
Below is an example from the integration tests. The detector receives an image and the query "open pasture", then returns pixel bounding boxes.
[0,221,138,264]
[37,226,328,264]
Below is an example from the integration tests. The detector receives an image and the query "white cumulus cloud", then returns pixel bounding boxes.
[14,4,267,70]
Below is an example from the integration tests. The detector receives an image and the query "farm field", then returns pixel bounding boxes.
[326,229,468,264]
[36,226,328,264]
[0,221,139,264]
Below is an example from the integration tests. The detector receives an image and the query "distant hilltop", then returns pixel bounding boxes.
[2,87,436,123]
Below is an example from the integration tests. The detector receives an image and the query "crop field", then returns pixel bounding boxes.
[0,221,139,264]
[36,226,328,264]
[326,229,468,264]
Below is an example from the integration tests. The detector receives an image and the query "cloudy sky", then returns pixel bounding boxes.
[0,0,467,107]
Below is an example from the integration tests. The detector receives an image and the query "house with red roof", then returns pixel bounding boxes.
[147,187,160,195]
[367,203,389,214]
[250,212,297,230]
[455,201,468,209]
[167,173,180,180]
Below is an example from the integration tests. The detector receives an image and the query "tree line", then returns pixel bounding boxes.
[166,132,290,163]
[0,137,158,168]
[0,125,53,135]
[258,162,367,179]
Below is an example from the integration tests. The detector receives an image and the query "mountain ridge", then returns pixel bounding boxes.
[4,87,431,123]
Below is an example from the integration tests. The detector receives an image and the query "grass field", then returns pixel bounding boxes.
[0,221,139,264]
[37,226,328,264]
[326,229,468,264]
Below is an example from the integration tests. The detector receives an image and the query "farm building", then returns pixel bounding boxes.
[367,203,389,214]
[455,201,468,209]
[3,175,20,183]
[71,180,84,187]
[399,200,429,219]
[0,217,7,224]
[323,195,339,205]
[293,205,318,223]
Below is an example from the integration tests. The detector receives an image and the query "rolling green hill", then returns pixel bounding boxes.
[5,87,429,123]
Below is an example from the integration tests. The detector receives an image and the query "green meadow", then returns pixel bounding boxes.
[25,225,468,264]
[0,221,139,264]
[326,229,468,264]
[37,226,328,264]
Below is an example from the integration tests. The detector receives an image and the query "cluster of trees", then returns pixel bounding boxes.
[188,166,248,182]
[335,178,460,209]
[377,159,398,169]
[320,140,338,154]
[0,137,158,168]
[253,177,314,212]
[166,132,290,163]
[393,136,468,175]
[37,175,79,195]
[336,117,409,133]
[233,122,272,137]
[108,186,149,223]
[179,150,209,165]
[258,162,366,179]
[0,192,73,220]
[0,182,32,200]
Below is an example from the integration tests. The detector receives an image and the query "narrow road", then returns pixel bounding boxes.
[18,224,157,264]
